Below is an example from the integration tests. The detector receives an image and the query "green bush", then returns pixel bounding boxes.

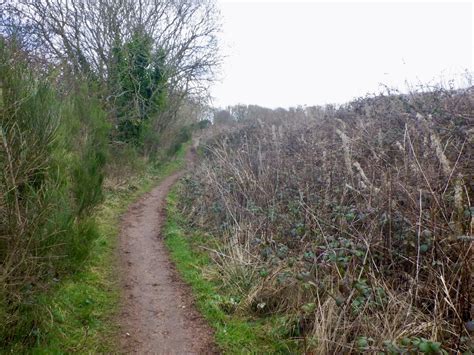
[64,84,110,216]
[0,41,109,346]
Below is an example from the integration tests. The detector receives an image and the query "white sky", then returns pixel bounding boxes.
[211,1,473,108]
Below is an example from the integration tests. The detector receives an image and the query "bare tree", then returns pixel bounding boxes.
[1,0,221,99]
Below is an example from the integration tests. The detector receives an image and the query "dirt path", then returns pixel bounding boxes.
[117,147,215,354]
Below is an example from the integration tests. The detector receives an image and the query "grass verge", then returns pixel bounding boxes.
[5,146,189,354]
[164,185,297,354]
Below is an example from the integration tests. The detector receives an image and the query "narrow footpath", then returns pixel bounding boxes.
[117,148,216,354]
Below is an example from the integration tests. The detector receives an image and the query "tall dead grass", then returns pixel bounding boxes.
[181,85,473,353]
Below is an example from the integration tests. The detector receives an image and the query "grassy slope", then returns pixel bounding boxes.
[10,147,188,354]
[164,185,297,354]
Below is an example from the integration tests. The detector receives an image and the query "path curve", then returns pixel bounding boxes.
[117,147,215,354]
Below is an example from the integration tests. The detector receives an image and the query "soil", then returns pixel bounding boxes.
[117,147,216,354]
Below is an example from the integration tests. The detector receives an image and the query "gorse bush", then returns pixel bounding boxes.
[181,86,473,353]
[0,41,109,345]
[65,84,110,217]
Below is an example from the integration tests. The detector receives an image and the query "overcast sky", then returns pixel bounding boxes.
[211,0,473,108]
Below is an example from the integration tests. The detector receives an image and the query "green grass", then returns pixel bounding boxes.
[164,186,296,354]
[3,146,189,354]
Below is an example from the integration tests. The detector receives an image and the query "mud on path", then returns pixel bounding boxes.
[117,147,216,354]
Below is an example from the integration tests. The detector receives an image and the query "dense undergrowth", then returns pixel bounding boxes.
[180,86,473,353]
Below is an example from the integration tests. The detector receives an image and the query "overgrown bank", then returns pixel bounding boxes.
[174,87,473,353]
